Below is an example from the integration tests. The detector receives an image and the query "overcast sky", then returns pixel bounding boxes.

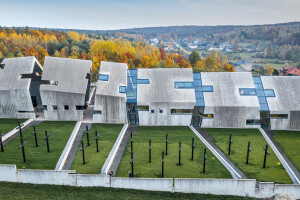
[0,0,299,30]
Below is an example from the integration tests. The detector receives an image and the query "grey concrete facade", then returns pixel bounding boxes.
[137,68,196,126]
[0,57,43,119]
[93,61,127,123]
[261,76,300,130]
[201,72,261,128]
[40,57,91,121]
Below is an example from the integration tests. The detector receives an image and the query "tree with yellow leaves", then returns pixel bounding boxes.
[266,65,274,75]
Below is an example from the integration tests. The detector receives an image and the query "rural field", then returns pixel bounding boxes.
[117,126,232,178]
[0,121,76,170]
[273,130,300,172]
[205,128,292,184]
[71,123,124,174]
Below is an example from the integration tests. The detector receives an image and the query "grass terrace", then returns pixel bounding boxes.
[0,119,27,134]
[0,182,257,200]
[117,126,232,178]
[0,121,76,170]
[71,124,124,174]
[205,128,292,184]
[273,130,300,172]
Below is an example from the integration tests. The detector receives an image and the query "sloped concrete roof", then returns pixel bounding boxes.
[137,68,196,104]
[96,61,127,97]
[40,57,91,94]
[0,56,42,90]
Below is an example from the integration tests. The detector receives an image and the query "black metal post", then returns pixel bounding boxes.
[149,139,151,163]
[179,141,181,165]
[80,141,87,164]
[263,144,270,168]
[18,121,26,162]
[166,134,168,155]
[162,150,164,177]
[192,138,195,161]
[44,131,50,153]
[246,141,251,164]
[130,133,133,154]
[31,126,39,147]
[85,126,89,146]
[0,131,4,152]
[95,131,99,152]
[130,155,135,177]
[228,134,232,155]
[203,147,207,173]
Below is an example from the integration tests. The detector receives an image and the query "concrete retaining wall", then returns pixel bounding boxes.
[0,164,299,198]
[111,177,173,192]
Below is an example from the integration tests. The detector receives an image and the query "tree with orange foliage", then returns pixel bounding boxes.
[159,47,167,60]
[166,58,173,67]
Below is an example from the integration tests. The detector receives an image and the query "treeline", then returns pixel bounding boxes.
[0,27,234,81]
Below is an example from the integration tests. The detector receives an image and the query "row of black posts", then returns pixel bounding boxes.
[80,126,100,164]
[228,134,270,168]
[130,133,208,178]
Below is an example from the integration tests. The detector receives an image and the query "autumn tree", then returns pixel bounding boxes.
[189,50,201,67]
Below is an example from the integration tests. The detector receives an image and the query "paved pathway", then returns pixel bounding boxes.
[61,123,92,170]
[193,127,247,179]
[108,125,138,176]
[261,129,300,184]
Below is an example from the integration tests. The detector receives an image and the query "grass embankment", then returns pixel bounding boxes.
[0,121,76,169]
[117,126,231,178]
[0,119,27,134]
[273,130,300,172]
[205,128,292,184]
[71,124,124,174]
[0,182,257,200]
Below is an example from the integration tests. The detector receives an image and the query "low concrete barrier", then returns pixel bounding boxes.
[0,165,18,182]
[111,177,173,192]
[77,174,110,187]
[17,170,77,186]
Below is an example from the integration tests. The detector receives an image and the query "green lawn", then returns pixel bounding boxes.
[117,126,232,178]
[0,119,27,134]
[273,130,300,172]
[71,123,124,174]
[0,182,257,200]
[205,128,292,184]
[0,121,76,170]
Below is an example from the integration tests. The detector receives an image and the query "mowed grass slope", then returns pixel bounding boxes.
[273,130,300,172]
[0,121,76,170]
[117,126,232,178]
[205,128,292,184]
[0,119,27,134]
[0,182,257,200]
[71,124,124,174]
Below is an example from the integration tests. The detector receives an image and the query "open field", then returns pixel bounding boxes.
[205,128,292,184]
[0,182,257,200]
[0,121,76,170]
[117,126,232,178]
[71,123,124,174]
[273,130,300,172]
[0,119,27,134]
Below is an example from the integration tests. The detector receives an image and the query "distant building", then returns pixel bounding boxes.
[0,57,43,119]
[40,57,91,121]
[252,65,266,75]
[287,68,300,76]
[279,66,297,76]
[234,60,252,72]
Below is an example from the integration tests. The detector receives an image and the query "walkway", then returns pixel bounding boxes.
[191,126,247,179]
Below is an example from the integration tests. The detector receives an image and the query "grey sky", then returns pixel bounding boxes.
[0,0,299,30]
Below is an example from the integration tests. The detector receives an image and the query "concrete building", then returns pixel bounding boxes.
[40,57,91,121]
[260,76,300,130]
[137,68,196,126]
[93,61,127,123]
[0,57,43,119]
[195,72,261,128]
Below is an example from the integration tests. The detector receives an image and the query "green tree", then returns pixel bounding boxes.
[189,50,201,67]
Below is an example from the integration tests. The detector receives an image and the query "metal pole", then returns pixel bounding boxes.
[228,134,232,155]
[86,126,89,146]
[33,126,38,147]
[246,141,251,164]
[95,131,99,152]
[203,147,206,173]
[18,121,26,162]
[179,141,181,165]
[82,141,86,164]
[192,138,194,161]
[162,150,164,177]
[45,131,50,153]
[263,144,270,168]
[0,132,4,152]
[149,139,151,163]
[130,133,133,154]
[166,134,168,155]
